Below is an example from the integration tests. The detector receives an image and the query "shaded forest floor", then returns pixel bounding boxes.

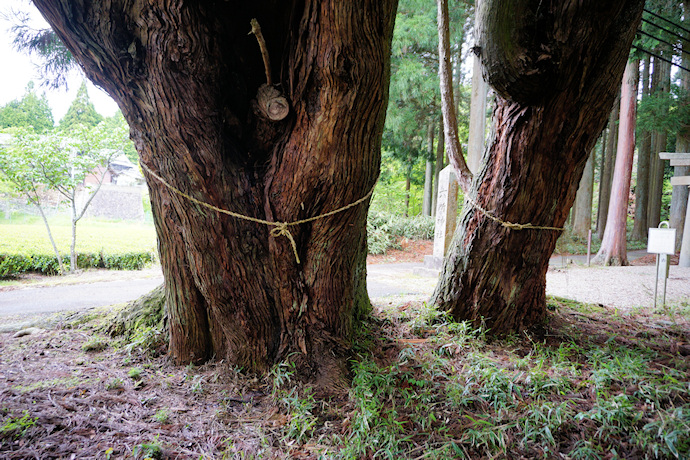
[1,295,689,459]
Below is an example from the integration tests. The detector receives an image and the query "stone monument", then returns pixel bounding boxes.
[424,165,458,269]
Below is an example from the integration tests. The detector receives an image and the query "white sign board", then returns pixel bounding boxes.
[647,228,676,254]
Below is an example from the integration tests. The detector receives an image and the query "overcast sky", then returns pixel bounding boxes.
[0,1,119,123]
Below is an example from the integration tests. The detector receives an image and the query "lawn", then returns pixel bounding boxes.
[0,218,157,256]
[0,216,157,275]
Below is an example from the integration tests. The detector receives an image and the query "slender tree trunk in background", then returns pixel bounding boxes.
[631,56,652,240]
[432,0,644,334]
[595,121,608,230]
[33,197,65,275]
[436,0,472,191]
[594,60,639,266]
[572,151,594,238]
[597,96,620,239]
[432,118,445,217]
[34,0,397,383]
[422,123,435,216]
[467,0,488,174]
[405,155,412,217]
[670,18,690,251]
[648,59,670,229]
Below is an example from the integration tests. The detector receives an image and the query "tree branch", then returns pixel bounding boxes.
[436,0,473,193]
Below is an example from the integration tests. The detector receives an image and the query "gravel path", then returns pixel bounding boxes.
[376,262,690,313]
[1,262,688,332]
[546,264,690,310]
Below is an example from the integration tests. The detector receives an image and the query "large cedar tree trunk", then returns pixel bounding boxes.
[432,0,644,334]
[34,1,397,381]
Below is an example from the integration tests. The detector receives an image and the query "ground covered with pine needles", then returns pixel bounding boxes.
[1,296,689,459]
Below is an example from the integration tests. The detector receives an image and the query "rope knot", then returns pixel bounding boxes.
[270,222,301,264]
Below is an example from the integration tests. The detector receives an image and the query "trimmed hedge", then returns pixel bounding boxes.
[0,251,156,277]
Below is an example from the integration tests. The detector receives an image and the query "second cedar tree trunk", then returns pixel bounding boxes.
[594,60,639,266]
[432,0,644,334]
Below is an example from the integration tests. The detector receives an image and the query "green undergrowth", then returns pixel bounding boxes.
[259,298,690,459]
[5,296,689,459]
[367,211,435,255]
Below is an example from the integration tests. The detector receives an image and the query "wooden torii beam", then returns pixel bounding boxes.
[660,152,690,267]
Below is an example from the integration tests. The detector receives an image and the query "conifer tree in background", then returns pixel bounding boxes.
[0,82,54,133]
[59,81,103,130]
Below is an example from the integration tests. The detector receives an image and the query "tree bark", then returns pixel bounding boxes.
[648,58,670,229]
[432,118,445,217]
[33,1,397,382]
[572,150,594,238]
[631,56,652,241]
[405,154,412,217]
[596,97,620,239]
[595,119,608,231]
[432,0,644,334]
[422,123,435,216]
[593,60,639,266]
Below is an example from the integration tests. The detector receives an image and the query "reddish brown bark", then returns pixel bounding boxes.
[594,60,639,266]
[33,0,397,381]
[432,0,644,334]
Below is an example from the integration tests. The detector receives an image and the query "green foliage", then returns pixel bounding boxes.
[0,82,54,133]
[105,378,125,391]
[128,367,144,380]
[367,211,434,254]
[133,441,163,460]
[122,326,166,358]
[59,82,103,130]
[382,0,471,218]
[0,410,37,440]
[367,219,397,255]
[370,171,424,216]
[0,120,133,272]
[152,409,169,424]
[336,359,405,459]
[0,250,155,277]
[82,337,108,352]
[10,10,76,89]
[269,362,319,444]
